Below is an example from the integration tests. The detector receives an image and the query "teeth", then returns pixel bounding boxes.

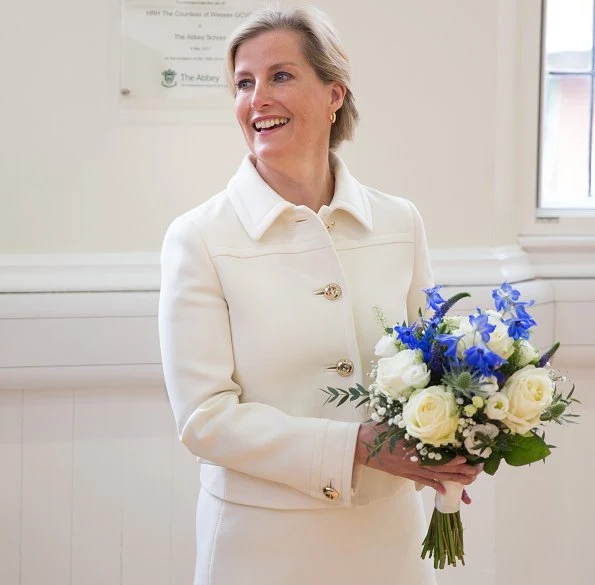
[254,117,288,130]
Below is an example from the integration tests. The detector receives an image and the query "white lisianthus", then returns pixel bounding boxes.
[374,334,398,358]
[514,339,540,368]
[464,423,500,458]
[484,310,515,359]
[475,375,500,398]
[501,365,554,434]
[402,385,459,447]
[375,349,430,400]
[485,392,509,420]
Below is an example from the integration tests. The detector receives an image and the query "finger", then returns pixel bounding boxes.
[461,489,472,505]
[434,462,482,479]
[437,456,469,467]
[443,473,480,485]
[419,470,480,486]
[406,474,446,495]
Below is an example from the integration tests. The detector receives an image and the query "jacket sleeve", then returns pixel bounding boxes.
[406,201,434,324]
[158,215,360,506]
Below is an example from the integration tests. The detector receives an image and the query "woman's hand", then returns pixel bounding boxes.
[355,422,482,495]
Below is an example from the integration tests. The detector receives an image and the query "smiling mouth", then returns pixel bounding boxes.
[253,117,289,132]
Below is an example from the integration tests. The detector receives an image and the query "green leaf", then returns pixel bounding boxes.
[504,433,551,467]
[483,453,502,476]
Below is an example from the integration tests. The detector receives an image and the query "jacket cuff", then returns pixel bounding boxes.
[310,420,361,506]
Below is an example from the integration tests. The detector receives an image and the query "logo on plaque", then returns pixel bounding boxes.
[161,69,178,88]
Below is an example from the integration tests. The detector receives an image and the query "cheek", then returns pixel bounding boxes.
[234,97,250,127]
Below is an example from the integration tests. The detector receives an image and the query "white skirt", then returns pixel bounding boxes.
[194,485,436,585]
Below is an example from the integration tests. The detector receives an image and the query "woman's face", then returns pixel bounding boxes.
[233,29,344,165]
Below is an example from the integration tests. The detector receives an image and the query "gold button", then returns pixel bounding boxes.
[314,283,342,300]
[336,359,353,377]
[323,283,342,300]
[323,486,340,500]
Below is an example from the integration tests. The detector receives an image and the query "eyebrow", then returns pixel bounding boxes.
[234,61,300,78]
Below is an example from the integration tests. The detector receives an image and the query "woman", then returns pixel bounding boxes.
[158,6,480,585]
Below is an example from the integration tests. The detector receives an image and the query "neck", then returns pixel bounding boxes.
[254,151,335,213]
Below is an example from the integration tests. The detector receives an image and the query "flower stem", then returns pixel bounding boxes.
[421,509,465,569]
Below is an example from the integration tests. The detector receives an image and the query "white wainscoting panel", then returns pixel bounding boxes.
[0,386,200,585]
[21,389,74,585]
[0,389,23,585]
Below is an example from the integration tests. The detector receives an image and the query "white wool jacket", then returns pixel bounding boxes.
[158,153,434,510]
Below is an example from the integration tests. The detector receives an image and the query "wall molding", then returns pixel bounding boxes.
[518,235,595,278]
[0,246,536,294]
[0,253,161,293]
[0,364,165,391]
[431,245,535,286]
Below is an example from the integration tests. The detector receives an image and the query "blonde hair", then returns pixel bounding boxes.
[226,6,359,151]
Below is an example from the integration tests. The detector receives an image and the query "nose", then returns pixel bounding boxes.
[250,81,272,110]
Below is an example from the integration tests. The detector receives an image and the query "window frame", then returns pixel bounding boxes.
[517,0,595,237]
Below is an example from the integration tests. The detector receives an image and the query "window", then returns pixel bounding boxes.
[540,0,595,210]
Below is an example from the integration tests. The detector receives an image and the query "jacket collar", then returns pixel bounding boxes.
[227,153,373,240]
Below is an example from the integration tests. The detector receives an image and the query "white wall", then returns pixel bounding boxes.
[1,0,517,253]
[2,0,595,584]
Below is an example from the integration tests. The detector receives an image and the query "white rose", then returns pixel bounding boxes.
[475,375,500,398]
[485,310,515,359]
[443,315,463,331]
[501,365,554,434]
[485,392,509,420]
[452,317,475,359]
[375,349,430,400]
[464,423,500,458]
[453,311,515,360]
[374,334,398,358]
[514,339,540,368]
[402,385,459,447]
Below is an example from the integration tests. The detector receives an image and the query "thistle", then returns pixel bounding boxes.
[442,368,483,399]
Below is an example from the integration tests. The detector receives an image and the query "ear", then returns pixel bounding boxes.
[329,81,347,110]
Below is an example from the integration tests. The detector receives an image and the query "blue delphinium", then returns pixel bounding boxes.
[464,345,506,377]
[418,319,439,362]
[492,282,521,312]
[503,304,537,340]
[435,333,463,364]
[394,323,420,349]
[424,286,446,312]
[468,310,496,344]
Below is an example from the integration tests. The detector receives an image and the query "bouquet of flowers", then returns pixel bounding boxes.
[322,283,578,569]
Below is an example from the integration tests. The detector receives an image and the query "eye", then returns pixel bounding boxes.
[235,78,253,91]
[273,71,292,82]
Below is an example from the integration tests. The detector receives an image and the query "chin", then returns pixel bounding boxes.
[251,143,291,165]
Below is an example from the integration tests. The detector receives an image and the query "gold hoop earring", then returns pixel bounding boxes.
[330,111,336,124]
